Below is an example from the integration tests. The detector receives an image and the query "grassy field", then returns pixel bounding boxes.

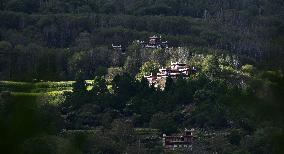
[0,80,85,105]
[0,81,74,93]
[4,91,66,106]
[0,80,113,105]
[0,80,97,92]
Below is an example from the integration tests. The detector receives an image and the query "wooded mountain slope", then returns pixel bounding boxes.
[0,0,283,81]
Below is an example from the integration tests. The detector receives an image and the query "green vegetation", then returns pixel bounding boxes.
[0,0,283,81]
[0,0,283,153]
[1,53,283,153]
[0,81,74,92]
[136,61,161,80]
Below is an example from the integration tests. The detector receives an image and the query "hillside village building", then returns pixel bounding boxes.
[112,44,126,54]
[140,35,168,49]
[163,129,194,151]
[112,44,122,50]
[110,44,126,66]
[144,62,197,88]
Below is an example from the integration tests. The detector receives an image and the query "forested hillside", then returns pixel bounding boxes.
[0,0,284,80]
[0,0,283,154]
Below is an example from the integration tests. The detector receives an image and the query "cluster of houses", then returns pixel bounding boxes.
[112,35,197,89]
[144,61,197,88]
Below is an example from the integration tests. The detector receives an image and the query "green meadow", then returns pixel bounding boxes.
[0,80,95,106]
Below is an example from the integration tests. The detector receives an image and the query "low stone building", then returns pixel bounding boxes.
[163,129,194,151]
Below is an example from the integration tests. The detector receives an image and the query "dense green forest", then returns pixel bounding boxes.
[0,0,283,80]
[0,0,283,154]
